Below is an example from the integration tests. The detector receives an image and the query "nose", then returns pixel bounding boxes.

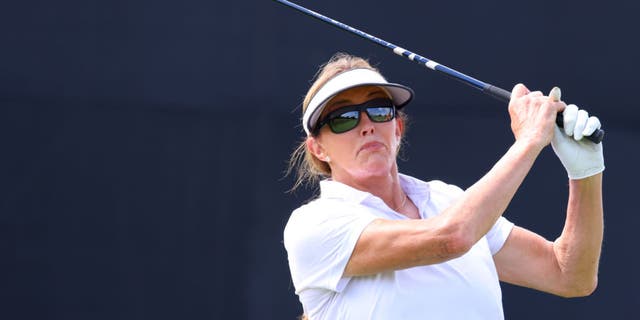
[358,111,375,136]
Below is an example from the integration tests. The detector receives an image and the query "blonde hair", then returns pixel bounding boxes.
[287,53,407,192]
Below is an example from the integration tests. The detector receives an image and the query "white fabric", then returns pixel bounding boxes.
[302,68,412,135]
[551,103,605,179]
[283,174,514,320]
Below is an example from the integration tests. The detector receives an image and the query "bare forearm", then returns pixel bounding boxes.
[553,174,603,294]
[346,141,544,275]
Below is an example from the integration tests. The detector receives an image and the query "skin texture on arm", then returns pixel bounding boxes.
[493,174,603,297]
[344,137,543,276]
[344,84,564,276]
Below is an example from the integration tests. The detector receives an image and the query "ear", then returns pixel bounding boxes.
[395,117,404,140]
[306,136,329,162]
[392,117,404,154]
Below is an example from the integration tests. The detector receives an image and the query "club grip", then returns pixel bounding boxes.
[484,85,512,102]
[555,114,605,144]
[483,84,604,144]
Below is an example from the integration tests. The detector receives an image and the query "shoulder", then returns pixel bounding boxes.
[423,180,465,211]
[426,179,464,197]
[284,198,376,244]
[286,197,357,224]
[400,173,464,198]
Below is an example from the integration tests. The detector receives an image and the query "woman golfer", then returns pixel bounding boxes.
[284,53,604,319]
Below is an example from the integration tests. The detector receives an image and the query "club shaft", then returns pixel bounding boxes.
[274,0,490,91]
[274,0,604,143]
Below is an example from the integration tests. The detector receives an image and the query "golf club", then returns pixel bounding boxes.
[274,0,604,143]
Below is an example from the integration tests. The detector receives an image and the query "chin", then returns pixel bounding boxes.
[352,159,394,178]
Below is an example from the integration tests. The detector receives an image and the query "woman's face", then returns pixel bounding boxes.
[308,85,403,183]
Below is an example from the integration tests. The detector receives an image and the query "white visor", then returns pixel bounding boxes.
[302,68,414,135]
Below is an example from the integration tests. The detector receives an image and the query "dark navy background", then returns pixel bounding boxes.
[1,0,638,319]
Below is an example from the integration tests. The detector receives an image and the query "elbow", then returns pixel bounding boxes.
[558,276,598,298]
[433,206,483,260]
[422,215,476,263]
[575,276,598,297]
[438,227,474,260]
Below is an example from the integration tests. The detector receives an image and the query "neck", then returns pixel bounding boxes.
[332,168,405,212]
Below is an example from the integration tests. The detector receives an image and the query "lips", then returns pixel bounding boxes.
[357,141,386,155]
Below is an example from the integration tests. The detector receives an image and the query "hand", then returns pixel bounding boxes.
[549,88,605,180]
[508,84,562,150]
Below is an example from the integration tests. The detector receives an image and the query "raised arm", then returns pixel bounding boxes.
[494,89,605,297]
[344,84,560,276]
[493,174,603,297]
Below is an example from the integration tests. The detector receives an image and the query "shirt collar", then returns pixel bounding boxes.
[398,173,431,204]
[319,179,371,204]
[319,173,431,205]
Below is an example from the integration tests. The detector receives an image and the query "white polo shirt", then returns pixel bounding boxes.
[284,174,514,320]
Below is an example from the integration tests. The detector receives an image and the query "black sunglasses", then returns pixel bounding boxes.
[313,98,396,135]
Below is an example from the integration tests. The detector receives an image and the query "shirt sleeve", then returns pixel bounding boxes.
[283,200,378,294]
[486,216,515,255]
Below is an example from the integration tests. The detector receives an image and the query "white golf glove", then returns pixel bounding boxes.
[549,88,604,180]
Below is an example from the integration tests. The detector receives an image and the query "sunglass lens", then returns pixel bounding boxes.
[329,111,359,133]
[367,107,394,122]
